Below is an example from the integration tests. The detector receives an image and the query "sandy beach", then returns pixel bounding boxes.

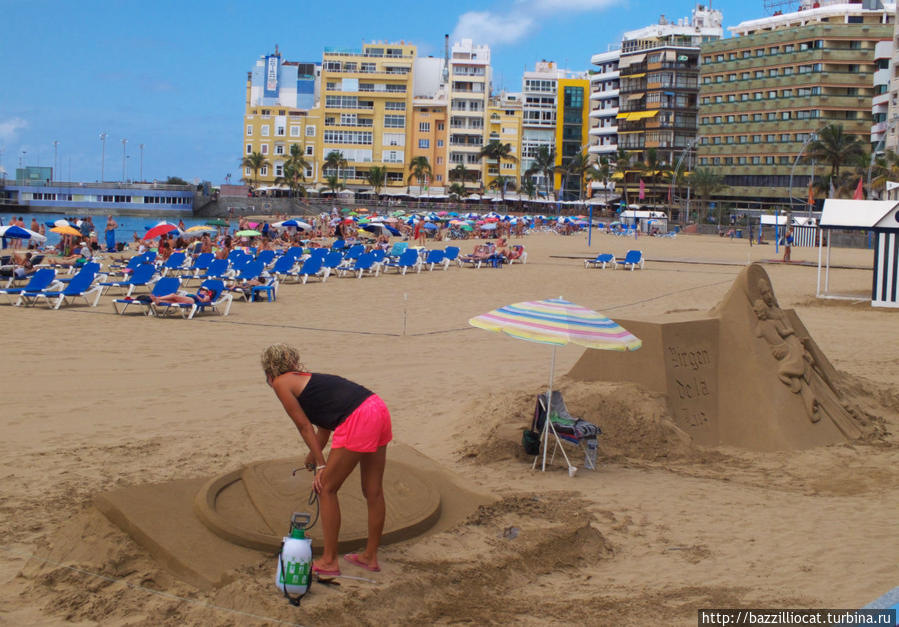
[1,230,896,626]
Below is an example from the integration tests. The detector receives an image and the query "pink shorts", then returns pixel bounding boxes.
[331,395,392,453]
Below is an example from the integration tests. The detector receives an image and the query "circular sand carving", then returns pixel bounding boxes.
[194,457,441,552]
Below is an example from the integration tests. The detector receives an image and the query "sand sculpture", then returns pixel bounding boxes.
[93,444,494,589]
[568,264,863,451]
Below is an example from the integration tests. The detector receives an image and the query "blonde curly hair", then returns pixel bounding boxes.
[261,343,305,380]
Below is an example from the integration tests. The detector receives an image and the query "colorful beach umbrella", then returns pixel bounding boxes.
[50,225,83,237]
[205,219,228,227]
[143,223,178,240]
[469,298,640,472]
[0,225,46,242]
[235,229,262,237]
[185,225,216,233]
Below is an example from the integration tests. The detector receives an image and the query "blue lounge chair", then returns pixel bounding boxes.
[330,238,346,250]
[615,250,644,271]
[159,251,188,276]
[256,249,276,267]
[422,249,445,271]
[99,263,158,296]
[152,279,232,319]
[387,242,408,260]
[584,253,614,269]
[270,255,299,283]
[338,252,378,279]
[198,258,230,281]
[443,246,461,269]
[295,255,323,284]
[229,260,266,301]
[384,248,420,275]
[0,268,56,304]
[112,276,181,315]
[18,266,103,309]
[250,277,278,301]
[179,252,215,284]
[321,251,344,282]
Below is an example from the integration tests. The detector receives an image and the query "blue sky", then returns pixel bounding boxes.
[1,0,762,185]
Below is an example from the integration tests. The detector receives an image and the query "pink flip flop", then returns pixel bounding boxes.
[344,553,381,572]
[312,564,341,577]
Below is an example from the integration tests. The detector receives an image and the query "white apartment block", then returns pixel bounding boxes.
[886,3,899,153]
[873,38,893,149]
[588,49,620,159]
[448,39,491,189]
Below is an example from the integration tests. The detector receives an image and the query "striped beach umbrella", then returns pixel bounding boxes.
[469,298,640,472]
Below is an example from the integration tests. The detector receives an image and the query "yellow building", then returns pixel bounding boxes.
[411,98,448,191]
[553,78,591,200]
[242,50,322,187]
[485,94,523,194]
[318,42,417,190]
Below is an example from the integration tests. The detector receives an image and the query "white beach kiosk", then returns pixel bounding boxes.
[818,199,899,308]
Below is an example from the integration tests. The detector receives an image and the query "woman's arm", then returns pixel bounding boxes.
[271,379,327,468]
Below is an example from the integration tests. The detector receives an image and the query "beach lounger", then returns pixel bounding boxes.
[337,252,379,279]
[179,252,215,284]
[17,266,103,309]
[383,248,420,275]
[270,255,300,283]
[152,279,232,319]
[615,250,644,271]
[112,276,180,316]
[422,249,445,271]
[250,277,278,302]
[443,246,461,269]
[507,245,527,265]
[330,239,346,251]
[0,268,57,304]
[321,251,344,282]
[584,253,614,269]
[533,391,600,471]
[255,249,276,267]
[295,255,323,284]
[99,263,158,296]
[159,251,188,276]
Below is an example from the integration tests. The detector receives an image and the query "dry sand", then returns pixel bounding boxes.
[1,230,897,626]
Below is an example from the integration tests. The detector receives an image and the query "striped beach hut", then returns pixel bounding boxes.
[818,199,899,308]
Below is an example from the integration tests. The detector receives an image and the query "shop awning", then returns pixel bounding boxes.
[616,112,630,119]
[627,92,645,100]
[619,53,646,67]
[624,72,646,79]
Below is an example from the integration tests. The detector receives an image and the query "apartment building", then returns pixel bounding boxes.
[887,3,899,153]
[696,0,894,206]
[872,37,894,149]
[617,6,723,205]
[486,92,523,191]
[242,47,321,185]
[410,56,448,193]
[554,78,591,200]
[447,39,492,191]
[319,41,417,190]
[588,49,621,160]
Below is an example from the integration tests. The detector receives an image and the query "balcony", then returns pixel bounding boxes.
[590,108,619,118]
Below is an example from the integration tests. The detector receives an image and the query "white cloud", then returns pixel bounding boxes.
[0,117,28,142]
[451,10,535,46]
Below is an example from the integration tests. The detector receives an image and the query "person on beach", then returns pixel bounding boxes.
[783,227,793,262]
[105,216,118,252]
[150,285,213,307]
[262,344,391,576]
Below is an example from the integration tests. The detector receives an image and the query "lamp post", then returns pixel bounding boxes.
[669,138,696,226]
[53,140,58,182]
[121,138,128,183]
[139,143,144,181]
[99,132,107,181]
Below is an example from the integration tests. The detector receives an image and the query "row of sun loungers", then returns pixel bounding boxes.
[583,250,644,271]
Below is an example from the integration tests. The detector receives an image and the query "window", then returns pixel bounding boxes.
[276,126,285,136]
[290,126,300,136]
[306,125,315,137]
[714,116,722,123]
[384,115,405,128]
[768,91,777,99]
[781,111,791,120]
[419,122,430,133]
[729,53,737,60]
[261,144,269,154]
[716,75,723,83]
[246,144,252,154]
[305,145,314,156]
[767,113,776,121]
[715,95,723,103]
[436,139,444,147]
[783,67,794,76]
[726,136,734,144]
[766,134,776,142]
[755,70,765,79]
[436,175,442,182]
[275,144,284,155]
[261,125,270,137]
[245,167,251,176]
[384,101,406,111]
[769,47,779,55]
[740,114,749,122]
[739,136,748,144]
[728,95,736,103]
[780,134,790,142]
[436,157,443,165]
[246,125,253,136]
[716,54,724,62]
[702,96,710,104]
[728,74,737,82]
[783,44,794,53]
[752,135,761,143]
[738,157,747,164]
[261,166,269,176]
[742,50,751,58]
[768,69,778,77]
[781,89,792,98]
[765,156,775,165]
[753,113,763,121]
[725,157,733,165]
[726,115,735,123]
[418,139,429,148]
[275,164,283,177]
[754,92,763,100]
[752,156,761,165]
[741,93,749,101]
[756,49,764,57]
[741,72,750,80]
[713,136,721,144]
[436,122,444,131]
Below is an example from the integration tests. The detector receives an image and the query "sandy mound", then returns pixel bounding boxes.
[456,379,709,464]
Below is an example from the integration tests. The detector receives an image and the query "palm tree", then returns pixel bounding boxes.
[325,174,344,195]
[323,150,348,185]
[450,163,471,184]
[366,165,387,199]
[524,145,557,200]
[488,175,516,203]
[689,167,726,223]
[447,182,468,201]
[407,156,432,197]
[584,156,611,209]
[240,151,270,188]
[275,144,310,199]
[807,124,866,180]
[519,177,537,201]
[560,150,590,201]
[871,149,899,196]
[613,148,633,207]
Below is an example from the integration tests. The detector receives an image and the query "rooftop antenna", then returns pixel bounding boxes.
[762,0,799,14]
[443,34,450,83]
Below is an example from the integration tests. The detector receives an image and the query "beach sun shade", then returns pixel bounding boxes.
[143,223,178,240]
[235,229,262,237]
[0,225,46,242]
[276,219,313,230]
[50,225,82,237]
[469,298,641,473]
[185,225,216,233]
[205,219,228,227]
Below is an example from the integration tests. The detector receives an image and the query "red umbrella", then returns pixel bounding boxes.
[143,223,178,240]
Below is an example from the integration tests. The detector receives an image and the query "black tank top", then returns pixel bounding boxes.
[296,373,373,430]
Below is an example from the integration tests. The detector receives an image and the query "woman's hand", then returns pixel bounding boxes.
[304,451,315,469]
[313,468,325,494]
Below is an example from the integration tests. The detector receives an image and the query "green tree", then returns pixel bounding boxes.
[560,150,590,201]
[519,177,537,201]
[407,155,432,197]
[165,176,190,186]
[366,165,387,199]
[275,144,310,199]
[323,150,348,185]
[689,167,726,222]
[584,156,611,207]
[807,124,866,180]
[325,174,344,195]
[240,152,270,188]
[488,175,516,203]
[447,182,468,200]
[524,145,557,200]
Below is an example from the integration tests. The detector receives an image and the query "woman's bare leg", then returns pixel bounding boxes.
[356,445,387,569]
[315,447,361,571]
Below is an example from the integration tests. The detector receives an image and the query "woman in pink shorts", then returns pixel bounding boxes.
[262,343,392,576]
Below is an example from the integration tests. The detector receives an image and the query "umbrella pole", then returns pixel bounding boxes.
[537,346,574,472]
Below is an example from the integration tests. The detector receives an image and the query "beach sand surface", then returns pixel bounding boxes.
[1,230,896,626]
